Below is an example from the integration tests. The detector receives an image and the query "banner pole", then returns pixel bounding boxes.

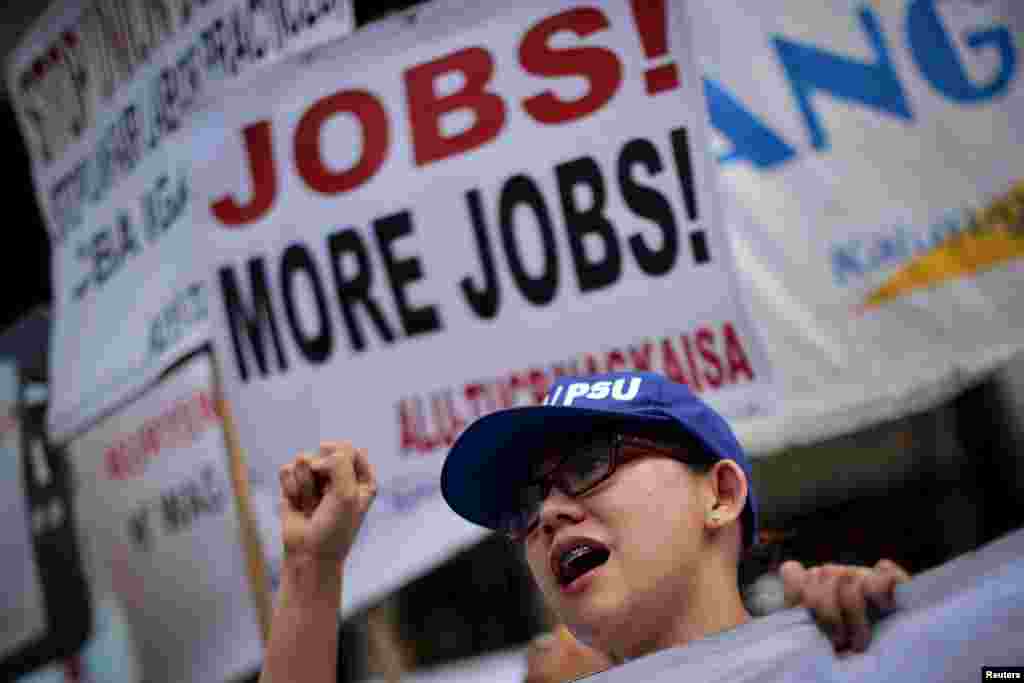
[211,349,273,644]
[366,597,412,683]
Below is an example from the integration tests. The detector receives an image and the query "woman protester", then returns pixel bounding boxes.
[260,371,909,682]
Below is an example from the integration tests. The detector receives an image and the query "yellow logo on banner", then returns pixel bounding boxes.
[862,180,1024,310]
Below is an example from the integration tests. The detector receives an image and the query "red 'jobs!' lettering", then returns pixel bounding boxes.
[211,121,277,226]
[628,0,680,95]
[296,90,390,194]
[405,47,507,166]
[520,8,622,125]
[209,6,633,228]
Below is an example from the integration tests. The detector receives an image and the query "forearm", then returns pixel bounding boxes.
[259,554,344,683]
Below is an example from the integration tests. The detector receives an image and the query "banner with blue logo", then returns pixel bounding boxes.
[690,0,1024,453]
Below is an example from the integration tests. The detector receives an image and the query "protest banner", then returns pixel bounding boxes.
[69,352,263,683]
[587,526,1024,682]
[689,0,1024,452]
[367,647,527,683]
[190,0,774,615]
[5,0,356,443]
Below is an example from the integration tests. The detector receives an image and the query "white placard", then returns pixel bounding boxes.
[589,527,1024,682]
[69,353,261,683]
[191,0,774,615]
[6,0,356,443]
[368,647,527,683]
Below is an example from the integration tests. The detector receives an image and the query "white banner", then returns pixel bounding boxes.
[69,353,262,683]
[368,648,527,683]
[689,0,1024,453]
[190,0,774,615]
[590,526,1024,682]
[6,0,355,443]
[0,362,46,662]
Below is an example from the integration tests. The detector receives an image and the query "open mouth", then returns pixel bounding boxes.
[553,542,611,588]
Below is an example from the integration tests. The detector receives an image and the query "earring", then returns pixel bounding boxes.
[708,510,721,524]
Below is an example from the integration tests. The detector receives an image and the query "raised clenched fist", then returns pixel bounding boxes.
[278,441,378,566]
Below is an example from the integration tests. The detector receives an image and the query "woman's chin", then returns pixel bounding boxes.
[561,591,630,650]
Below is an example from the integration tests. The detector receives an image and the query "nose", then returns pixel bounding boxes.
[537,485,586,537]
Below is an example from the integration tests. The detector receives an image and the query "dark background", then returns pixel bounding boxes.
[1,100,50,332]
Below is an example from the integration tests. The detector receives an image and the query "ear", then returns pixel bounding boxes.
[704,459,748,529]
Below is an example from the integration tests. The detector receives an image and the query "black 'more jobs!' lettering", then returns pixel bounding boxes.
[556,156,622,293]
[327,228,396,353]
[280,243,333,364]
[219,212,446,382]
[458,129,704,319]
[219,258,289,382]
[669,126,710,265]
[374,211,443,338]
[460,188,501,319]
[218,126,709,381]
[500,174,560,306]
[619,138,678,275]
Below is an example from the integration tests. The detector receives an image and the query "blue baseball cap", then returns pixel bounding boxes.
[441,371,758,548]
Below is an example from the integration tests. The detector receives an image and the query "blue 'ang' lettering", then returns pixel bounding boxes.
[705,0,1018,171]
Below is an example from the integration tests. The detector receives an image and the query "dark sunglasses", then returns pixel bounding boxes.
[503,431,705,541]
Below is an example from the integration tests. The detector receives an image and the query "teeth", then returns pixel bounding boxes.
[554,542,610,585]
[562,545,593,566]
[559,545,596,577]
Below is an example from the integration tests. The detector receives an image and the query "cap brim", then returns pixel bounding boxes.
[441,404,673,530]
